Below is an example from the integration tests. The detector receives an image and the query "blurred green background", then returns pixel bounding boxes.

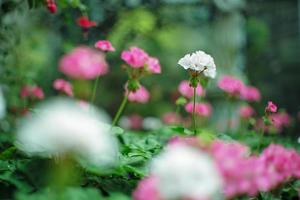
[1,0,299,135]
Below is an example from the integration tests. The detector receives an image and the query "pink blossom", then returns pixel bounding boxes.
[121,47,149,68]
[146,57,161,74]
[217,75,244,96]
[241,86,261,102]
[53,79,73,97]
[161,112,181,125]
[59,46,108,80]
[133,176,160,200]
[76,16,97,29]
[94,40,115,52]
[269,112,290,131]
[265,101,277,113]
[178,80,204,98]
[127,85,150,103]
[185,102,212,117]
[20,85,44,100]
[128,114,143,130]
[239,105,255,119]
[46,0,57,13]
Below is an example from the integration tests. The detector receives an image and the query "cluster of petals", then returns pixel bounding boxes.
[53,79,73,97]
[121,46,161,74]
[178,80,204,98]
[76,16,97,29]
[59,46,108,80]
[239,105,255,118]
[20,85,44,100]
[269,111,290,132]
[265,101,277,113]
[46,0,57,13]
[126,85,150,103]
[185,102,212,117]
[178,50,216,78]
[94,40,115,52]
[240,86,261,102]
[217,75,244,96]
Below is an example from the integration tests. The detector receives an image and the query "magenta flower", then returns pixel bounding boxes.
[133,176,160,200]
[185,102,212,117]
[121,47,149,68]
[218,75,244,96]
[76,16,97,29]
[46,0,57,13]
[94,40,115,52]
[59,46,108,80]
[126,85,150,103]
[269,112,290,132]
[161,112,181,125]
[239,105,255,119]
[53,79,73,97]
[146,57,161,74]
[20,85,44,100]
[178,80,204,98]
[241,86,261,102]
[265,101,277,113]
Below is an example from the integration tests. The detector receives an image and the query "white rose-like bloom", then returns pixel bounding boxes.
[151,145,223,200]
[0,87,6,119]
[16,98,118,167]
[178,50,216,78]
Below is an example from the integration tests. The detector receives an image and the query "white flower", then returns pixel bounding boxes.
[151,145,223,200]
[16,98,118,167]
[0,87,5,119]
[142,117,163,130]
[178,50,217,78]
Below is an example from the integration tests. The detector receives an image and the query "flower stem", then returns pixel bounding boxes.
[111,93,129,127]
[192,86,196,134]
[90,76,100,105]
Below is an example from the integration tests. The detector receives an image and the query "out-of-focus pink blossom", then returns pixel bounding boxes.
[241,86,261,102]
[128,114,143,130]
[185,102,212,117]
[94,40,115,52]
[133,176,160,200]
[76,16,97,29]
[178,80,204,98]
[269,111,290,132]
[218,75,244,96]
[46,0,57,13]
[59,46,108,80]
[147,57,161,74]
[121,47,149,68]
[53,79,73,97]
[20,85,44,100]
[239,105,255,119]
[265,101,277,113]
[161,112,181,125]
[126,85,150,103]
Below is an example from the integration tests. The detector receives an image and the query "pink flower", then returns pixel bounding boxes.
[76,16,97,29]
[127,85,150,103]
[94,40,115,52]
[53,79,73,97]
[239,105,255,119]
[265,101,277,113]
[128,114,143,130]
[46,0,57,13]
[185,102,212,117]
[59,46,108,80]
[133,176,160,200]
[178,80,204,98]
[161,112,181,125]
[241,86,261,102]
[269,112,290,132]
[20,85,44,100]
[121,47,149,68]
[218,75,244,96]
[146,57,161,74]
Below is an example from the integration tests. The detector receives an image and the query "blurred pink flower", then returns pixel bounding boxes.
[265,101,277,113]
[218,75,244,96]
[241,86,261,102]
[121,47,149,68]
[46,0,57,13]
[161,112,181,125]
[59,46,108,80]
[128,114,143,130]
[178,80,204,98]
[269,111,290,132]
[127,85,150,103]
[53,79,73,97]
[76,16,97,29]
[133,176,160,200]
[20,85,44,100]
[185,102,212,117]
[146,57,161,74]
[94,40,115,52]
[239,105,255,119]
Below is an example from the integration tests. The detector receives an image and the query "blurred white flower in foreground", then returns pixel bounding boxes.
[16,98,118,167]
[0,87,5,119]
[178,50,216,78]
[151,145,222,200]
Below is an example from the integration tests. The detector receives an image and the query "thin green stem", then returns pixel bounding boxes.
[192,86,196,134]
[111,93,129,127]
[90,76,100,105]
